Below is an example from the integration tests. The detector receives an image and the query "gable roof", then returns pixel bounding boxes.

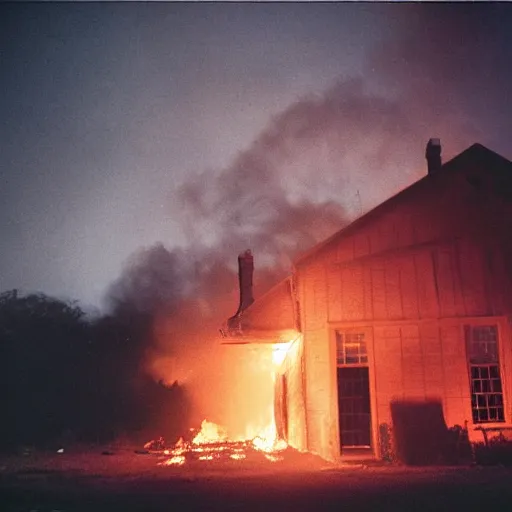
[220,142,512,343]
[294,143,512,267]
[220,276,299,344]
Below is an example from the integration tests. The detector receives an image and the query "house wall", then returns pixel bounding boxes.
[275,337,308,452]
[370,318,511,439]
[297,166,512,462]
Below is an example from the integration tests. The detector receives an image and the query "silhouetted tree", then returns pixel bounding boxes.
[0,245,199,452]
[0,290,87,449]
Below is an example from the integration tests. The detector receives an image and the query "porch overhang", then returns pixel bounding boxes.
[220,327,301,345]
[220,252,301,345]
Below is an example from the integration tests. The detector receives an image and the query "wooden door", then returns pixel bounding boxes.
[337,366,371,448]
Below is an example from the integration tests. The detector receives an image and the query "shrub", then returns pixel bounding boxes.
[473,433,512,466]
[378,423,396,463]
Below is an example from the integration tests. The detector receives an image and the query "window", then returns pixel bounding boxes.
[336,331,368,365]
[466,325,505,423]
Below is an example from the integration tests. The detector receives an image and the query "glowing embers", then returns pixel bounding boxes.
[264,453,283,462]
[157,419,287,467]
[160,455,186,466]
[158,341,294,468]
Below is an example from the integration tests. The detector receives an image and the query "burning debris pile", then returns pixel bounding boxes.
[152,342,293,468]
[150,419,287,467]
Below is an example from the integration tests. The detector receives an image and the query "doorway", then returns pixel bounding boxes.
[337,366,372,448]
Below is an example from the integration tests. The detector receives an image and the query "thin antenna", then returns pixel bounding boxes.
[356,190,362,217]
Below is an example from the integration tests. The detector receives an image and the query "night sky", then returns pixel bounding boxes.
[1,2,512,312]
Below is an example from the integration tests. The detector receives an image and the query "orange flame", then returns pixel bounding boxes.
[157,341,294,467]
[192,420,228,445]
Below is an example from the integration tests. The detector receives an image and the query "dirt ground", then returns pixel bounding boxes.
[1,447,512,511]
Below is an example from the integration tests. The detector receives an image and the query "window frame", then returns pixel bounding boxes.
[334,329,369,367]
[465,323,506,424]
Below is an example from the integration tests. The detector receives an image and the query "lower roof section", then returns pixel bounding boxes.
[220,327,301,345]
[220,276,300,345]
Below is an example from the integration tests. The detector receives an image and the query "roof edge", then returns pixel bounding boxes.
[294,142,511,267]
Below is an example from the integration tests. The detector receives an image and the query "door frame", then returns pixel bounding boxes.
[329,325,378,457]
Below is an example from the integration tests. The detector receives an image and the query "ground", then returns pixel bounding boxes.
[1,446,511,511]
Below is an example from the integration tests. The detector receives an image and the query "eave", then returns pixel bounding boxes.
[220,327,301,345]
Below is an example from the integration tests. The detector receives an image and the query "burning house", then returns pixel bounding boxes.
[222,141,512,463]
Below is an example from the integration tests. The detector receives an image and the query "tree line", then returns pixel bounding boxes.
[0,289,191,452]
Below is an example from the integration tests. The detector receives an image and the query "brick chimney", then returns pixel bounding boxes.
[426,138,442,174]
[236,249,254,313]
[225,249,255,333]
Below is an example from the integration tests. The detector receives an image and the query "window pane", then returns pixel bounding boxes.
[493,379,502,393]
[470,363,505,424]
[466,325,499,364]
[336,331,367,365]
[467,325,504,424]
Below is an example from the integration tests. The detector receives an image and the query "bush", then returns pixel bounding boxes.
[378,421,472,465]
[473,434,512,466]
[379,423,396,463]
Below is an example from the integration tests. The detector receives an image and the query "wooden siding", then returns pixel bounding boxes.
[324,237,512,324]
[371,321,474,434]
[276,337,307,452]
[302,235,512,460]
[303,328,334,457]
[301,159,512,271]
[297,159,512,461]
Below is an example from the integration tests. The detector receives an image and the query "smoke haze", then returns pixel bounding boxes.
[2,2,511,439]
[105,3,512,436]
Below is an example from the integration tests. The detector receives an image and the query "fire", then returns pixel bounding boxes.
[272,341,292,367]
[157,418,287,467]
[192,420,228,445]
[250,421,286,453]
[161,455,185,466]
[157,341,293,467]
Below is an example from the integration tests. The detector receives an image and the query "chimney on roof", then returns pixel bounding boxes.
[426,138,442,175]
[236,249,254,314]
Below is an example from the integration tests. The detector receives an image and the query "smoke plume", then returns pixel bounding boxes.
[106,73,472,437]
[106,4,512,437]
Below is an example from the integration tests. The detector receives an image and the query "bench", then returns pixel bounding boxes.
[474,425,512,446]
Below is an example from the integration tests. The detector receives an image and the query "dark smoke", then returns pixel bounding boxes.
[104,241,280,435]
[105,4,512,435]
[367,3,512,158]
[104,72,469,434]
[107,244,192,315]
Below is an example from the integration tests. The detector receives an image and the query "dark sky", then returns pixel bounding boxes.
[1,2,512,311]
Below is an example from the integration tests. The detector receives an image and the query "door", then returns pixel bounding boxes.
[337,367,372,448]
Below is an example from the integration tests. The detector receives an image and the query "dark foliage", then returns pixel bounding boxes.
[473,434,512,466]
[0,289,191,452]
[378,423,396,463]
[0,290,87,449]
[389,400,473,466]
